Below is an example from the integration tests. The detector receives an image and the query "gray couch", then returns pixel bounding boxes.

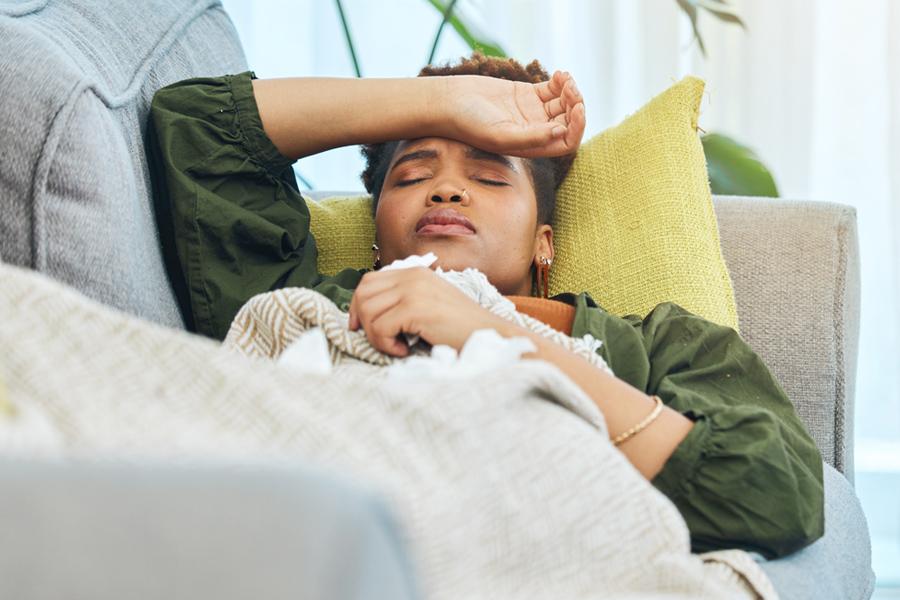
[0,0,875,598]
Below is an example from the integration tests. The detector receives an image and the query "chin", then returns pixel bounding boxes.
[410,241,478,271]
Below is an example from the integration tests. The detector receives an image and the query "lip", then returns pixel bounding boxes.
[415,208,476,236]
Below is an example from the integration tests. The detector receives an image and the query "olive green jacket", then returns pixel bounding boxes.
[147,71,824,559]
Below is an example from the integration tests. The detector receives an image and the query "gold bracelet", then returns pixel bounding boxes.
[612,395,664,446]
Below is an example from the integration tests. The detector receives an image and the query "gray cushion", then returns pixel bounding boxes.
[714,197,860,480]
[0,0,248,329]
[760,463,875,600]
[0,457,420,600]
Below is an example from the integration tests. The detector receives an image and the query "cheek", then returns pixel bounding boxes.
[487,197,537,256]
[374,194,415,253]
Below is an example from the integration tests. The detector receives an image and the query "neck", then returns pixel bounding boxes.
[505,274,535,297]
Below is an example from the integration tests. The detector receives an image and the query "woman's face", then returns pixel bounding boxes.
[374,137,553,295]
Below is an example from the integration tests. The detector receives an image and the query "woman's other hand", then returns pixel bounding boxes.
[347,267,513,357]
[437,70,586,158]
[346,264,694,481]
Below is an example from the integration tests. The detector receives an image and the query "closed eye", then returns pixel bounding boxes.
[395,177,507,187]
[395,178,428,187]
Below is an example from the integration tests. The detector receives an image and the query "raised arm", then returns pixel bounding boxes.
[251,72,585,160]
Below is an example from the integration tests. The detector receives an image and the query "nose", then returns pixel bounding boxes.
[427,181,470,205]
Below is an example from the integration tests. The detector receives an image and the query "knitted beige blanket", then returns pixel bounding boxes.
[0,263,777,599]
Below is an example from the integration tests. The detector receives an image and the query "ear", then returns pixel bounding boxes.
[532,223,554,268]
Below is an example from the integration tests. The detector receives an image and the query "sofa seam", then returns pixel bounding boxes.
[0,0,48,18]
[831,208,850,476]
[58,0,222,110]
[30,80,89,270]
[7,1,223,111]
[95,0,223,108]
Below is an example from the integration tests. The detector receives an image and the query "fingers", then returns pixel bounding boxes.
[565,102,586,150]
[367,305,413,357]
[544,97,565,119]
[563,76,582,106]
[347,269,436,357]
[501,69,585,158]
[349,285,410,357]
[545,78,586,154]
[541,72,581,118]
[554,77,582,123]
[515,99,585,157]
[354,288,403,334]
[348,270,404,329]
[535,69,568,102]
[541,76,584,136]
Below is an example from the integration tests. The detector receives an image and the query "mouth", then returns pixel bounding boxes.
[415,208,476,237]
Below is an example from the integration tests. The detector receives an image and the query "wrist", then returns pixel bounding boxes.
[487,318,545,358]
[422,76,455,138]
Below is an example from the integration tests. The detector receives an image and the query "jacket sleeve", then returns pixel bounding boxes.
[575,296,825,559]
[147,71,363,339]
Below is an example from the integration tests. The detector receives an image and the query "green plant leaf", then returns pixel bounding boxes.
[701,133,778,197]
[427,0,460,65]
[675,0,707,56]
[695,0,746,28]
[676,0,747,55]
[425,0,506,59]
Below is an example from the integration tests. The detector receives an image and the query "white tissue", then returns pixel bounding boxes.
[581,333,603,355]
[387,328,536,382]
[278,327,333,375]
[380,252,438,272]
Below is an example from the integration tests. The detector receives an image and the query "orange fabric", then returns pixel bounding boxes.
[507,296,575,336]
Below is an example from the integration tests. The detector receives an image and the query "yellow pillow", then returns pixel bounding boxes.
[307,195,375,273]
[308,76,739,331]
[552,76,738,330]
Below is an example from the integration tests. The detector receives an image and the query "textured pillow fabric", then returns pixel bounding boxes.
[308,76,739,331]
[307,195,376,274]
[552,76,738,331]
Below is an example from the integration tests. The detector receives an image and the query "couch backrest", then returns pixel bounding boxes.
[714,197,860,478]
[0,0,247,329]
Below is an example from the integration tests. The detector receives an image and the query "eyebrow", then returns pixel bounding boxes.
[464,147,518,172]
[389,147,518,173]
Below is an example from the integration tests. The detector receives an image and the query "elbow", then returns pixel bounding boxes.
[758,464,826,560]
[729,453,826,560]
[687,416,827,559]
[688,471,825,560]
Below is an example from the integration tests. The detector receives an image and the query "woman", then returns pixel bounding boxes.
[148,54,824,559]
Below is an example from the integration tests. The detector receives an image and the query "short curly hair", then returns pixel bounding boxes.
[360,53,576,225]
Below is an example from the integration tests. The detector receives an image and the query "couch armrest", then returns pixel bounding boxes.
[713,196,860,482]
[0,457,420,600]
[760,464,875,600]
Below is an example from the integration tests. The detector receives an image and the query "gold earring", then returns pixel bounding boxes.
[536,256,552,299]
[372,243,382,270]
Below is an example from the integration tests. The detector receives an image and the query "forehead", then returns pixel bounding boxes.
[389,137,524,172]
